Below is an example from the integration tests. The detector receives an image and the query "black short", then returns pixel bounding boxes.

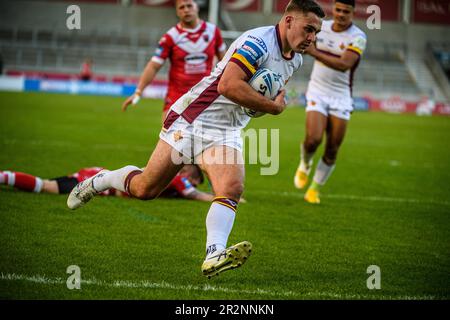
[51,176,79,194]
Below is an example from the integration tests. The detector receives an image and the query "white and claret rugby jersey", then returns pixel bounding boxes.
[307,20,367,98]
[164,24,303,131]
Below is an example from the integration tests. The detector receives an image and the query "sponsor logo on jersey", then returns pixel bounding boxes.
[184,53,208,65]
[242,44,258,60]
[247,35,267,52]
[238,40,264,65]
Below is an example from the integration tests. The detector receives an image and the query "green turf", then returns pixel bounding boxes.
[0,91,449,299]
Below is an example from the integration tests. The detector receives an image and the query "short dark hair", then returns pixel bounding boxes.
[285,0,326,18]
[335,0,355,7]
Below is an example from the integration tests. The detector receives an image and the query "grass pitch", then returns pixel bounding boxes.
[0,91,449,299]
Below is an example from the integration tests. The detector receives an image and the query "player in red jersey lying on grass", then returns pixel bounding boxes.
[0,165,214,202]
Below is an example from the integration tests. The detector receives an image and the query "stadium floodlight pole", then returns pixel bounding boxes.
[263,0,273,16]
[402,0,411,24]
[208,0,220,26]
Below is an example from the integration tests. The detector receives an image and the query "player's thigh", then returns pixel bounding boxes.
[326,115,348,148]
[41,180,60,194]
[198,146,245,199]
[305,110,328,141]
[137,139,184,192]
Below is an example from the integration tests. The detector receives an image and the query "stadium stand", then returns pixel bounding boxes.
[0,0,449,102]
[426,42,450,101]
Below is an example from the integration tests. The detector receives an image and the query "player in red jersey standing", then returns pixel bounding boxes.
[122,0,227,123]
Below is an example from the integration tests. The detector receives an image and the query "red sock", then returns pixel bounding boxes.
[4,171,43,192]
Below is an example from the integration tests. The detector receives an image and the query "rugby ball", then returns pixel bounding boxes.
[242,68,284,118]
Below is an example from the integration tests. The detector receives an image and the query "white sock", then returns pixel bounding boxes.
[93,165,141,192]
[0,171,5,184]
[205,202,236,259]
[298,143,314,173]
[34,177,43,193]
[3,171,14,185]
[312,158,335,186]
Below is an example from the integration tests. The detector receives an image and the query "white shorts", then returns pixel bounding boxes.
[160,114,243,163]
[305,91,353,120]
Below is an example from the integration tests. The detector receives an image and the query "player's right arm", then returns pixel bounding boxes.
[122,33,172,112]
[122,60,163,111]
[218,63,286,115]
[217,34,286,115]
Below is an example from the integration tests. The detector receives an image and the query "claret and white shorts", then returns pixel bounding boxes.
[160,105,244,163]
[305,91,354,121]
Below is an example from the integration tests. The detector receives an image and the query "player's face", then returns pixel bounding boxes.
[332,2,354,29]
[176,0,199,25]
[286,12,322,53]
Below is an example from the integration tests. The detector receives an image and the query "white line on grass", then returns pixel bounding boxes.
[254,190,450,207]
[0,273,437,300]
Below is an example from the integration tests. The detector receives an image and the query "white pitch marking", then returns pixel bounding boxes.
[0,273,438,300]
[254,190,450,207]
